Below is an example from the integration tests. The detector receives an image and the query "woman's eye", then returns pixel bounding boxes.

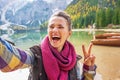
[58,26,64,29]
[49,26,54,29]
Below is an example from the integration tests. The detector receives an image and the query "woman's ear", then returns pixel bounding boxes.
[67,31,72,39]
[66,31,72,40]
[69,31,72,36]
[68,31,72,38]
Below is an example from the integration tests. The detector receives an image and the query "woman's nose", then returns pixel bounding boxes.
[53,27,58,32]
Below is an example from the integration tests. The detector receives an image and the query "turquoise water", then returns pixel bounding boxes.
[9,30,94,51]
[1,30,99,54]
[1,29,105,56]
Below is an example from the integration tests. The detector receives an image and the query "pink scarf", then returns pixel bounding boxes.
[41,36,76,80]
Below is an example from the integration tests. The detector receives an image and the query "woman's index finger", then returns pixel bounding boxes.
[87,43,93,55]
[82,44,87,57]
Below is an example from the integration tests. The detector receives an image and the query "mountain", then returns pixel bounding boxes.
[0,0,72,28]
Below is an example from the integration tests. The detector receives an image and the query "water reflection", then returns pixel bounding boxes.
[0,28,47,49]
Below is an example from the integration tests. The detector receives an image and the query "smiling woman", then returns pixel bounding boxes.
[0,10,97,80]
[48,14,72,52]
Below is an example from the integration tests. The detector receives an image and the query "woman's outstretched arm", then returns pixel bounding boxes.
[0,37,34,72]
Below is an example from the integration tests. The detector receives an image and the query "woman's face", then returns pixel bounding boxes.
[48,16,71,52]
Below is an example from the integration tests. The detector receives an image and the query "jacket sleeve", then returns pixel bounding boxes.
[82,64,97,80]
[0,37,34,72]
[76,61,97,80]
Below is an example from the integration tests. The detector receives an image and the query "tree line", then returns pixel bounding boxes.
[65,0,120,29]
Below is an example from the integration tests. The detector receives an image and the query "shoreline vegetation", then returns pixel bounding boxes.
[72,28,120,32]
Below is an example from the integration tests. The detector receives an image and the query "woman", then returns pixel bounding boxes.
[0,10,96,80]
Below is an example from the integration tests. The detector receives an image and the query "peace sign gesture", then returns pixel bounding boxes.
[82,43,96,66]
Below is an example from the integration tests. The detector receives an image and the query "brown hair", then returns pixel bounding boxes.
[49,10,72,31]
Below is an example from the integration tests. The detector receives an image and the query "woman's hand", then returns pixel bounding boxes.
[82,43,95,66]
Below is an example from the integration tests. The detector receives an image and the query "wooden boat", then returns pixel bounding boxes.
[91,33,120,46]
[91,39,120,46]
[107,36,120,39]
[95,33,120,39]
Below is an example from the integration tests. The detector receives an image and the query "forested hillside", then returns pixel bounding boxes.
[65,0,120,29]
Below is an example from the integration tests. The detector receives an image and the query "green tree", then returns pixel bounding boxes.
[118,8,120,24]
[101,9,106,28]
[112,8,119,25]
[95,10,101,28]
[105,8,113,26]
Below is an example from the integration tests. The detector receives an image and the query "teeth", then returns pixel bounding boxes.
[52,36,60,37]
[52,36,60,40]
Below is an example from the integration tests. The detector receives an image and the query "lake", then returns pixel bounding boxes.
[0,29,120,80]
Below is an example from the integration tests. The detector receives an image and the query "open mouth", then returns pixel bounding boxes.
[52,36,61,41]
